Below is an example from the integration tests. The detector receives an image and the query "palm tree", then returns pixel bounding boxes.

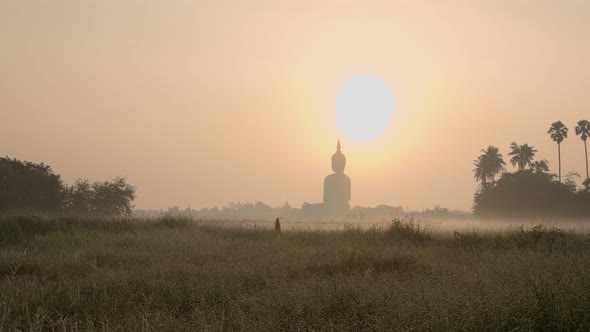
[473,145,506,188]
[484,146,507,183]
[508,142,537,170]
[548,121,568,182]
[575,120,590,180]
[532,160,549,173]
[473,158,487,187]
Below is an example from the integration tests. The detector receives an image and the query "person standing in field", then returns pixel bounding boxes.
[275,218,281,233]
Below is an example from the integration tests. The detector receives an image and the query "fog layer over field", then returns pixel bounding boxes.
[196,217,590,234]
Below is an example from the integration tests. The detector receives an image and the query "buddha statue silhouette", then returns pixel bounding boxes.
[323,140,351,214]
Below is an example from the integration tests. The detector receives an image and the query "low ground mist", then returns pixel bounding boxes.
[204,216,590,234]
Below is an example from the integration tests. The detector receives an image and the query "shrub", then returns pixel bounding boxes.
[384,218,432,245]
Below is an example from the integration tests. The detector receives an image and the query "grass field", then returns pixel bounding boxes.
[1,215,590,331]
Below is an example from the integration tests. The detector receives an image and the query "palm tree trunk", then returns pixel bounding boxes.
[585,140,588,180]
[558,143,562,183]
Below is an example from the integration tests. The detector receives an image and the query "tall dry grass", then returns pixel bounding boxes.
[1,215,589,331]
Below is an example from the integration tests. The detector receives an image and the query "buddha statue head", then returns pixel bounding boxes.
[331,140,346,174]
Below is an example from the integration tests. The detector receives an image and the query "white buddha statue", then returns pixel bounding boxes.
[323,140,351,213]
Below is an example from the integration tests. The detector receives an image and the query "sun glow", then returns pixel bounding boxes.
[336,75,394,142]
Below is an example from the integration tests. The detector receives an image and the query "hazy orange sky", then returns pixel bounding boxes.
[2,1,589,211]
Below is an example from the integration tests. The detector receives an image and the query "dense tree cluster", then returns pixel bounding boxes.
[63,177,135,216]
[474,170,590,217]
[473,119,590,218]
[0,156,135,216]
[0,157,63,212]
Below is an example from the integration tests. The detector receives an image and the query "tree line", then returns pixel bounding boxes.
[473,120,590,218]
[0,156,135,216]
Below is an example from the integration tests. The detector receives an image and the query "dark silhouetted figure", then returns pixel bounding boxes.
[323,140,351,214]
[275,218,281,233]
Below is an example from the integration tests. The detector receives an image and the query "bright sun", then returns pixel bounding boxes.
[336,75,394,142]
